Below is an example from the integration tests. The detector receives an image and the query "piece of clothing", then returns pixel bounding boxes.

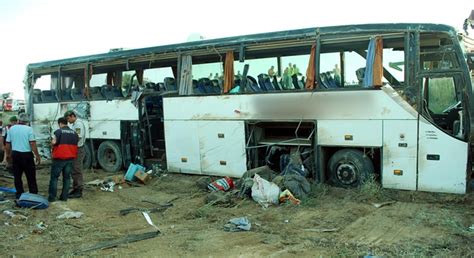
[72,147,85,191]
[52,126,78,160]
[6,124,34,152]
[12,151,37,199]
[69,119,86,147]
[48,159,73,201]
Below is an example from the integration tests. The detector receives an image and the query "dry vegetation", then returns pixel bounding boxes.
[0,167,473,257]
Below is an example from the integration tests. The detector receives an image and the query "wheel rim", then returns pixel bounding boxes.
[336,163,358,185]
[104,148,117,167]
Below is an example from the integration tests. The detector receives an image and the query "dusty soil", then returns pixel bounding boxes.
[0,165,473,257]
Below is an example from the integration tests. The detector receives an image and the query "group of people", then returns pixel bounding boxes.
[1,111,86,203]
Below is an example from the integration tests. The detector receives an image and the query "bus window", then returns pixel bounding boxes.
[280,55,308,89]
[382,48,404,86]
[426,77,457,114]
[420,36,459,71]
[34,75,51,90]
[144,67,175,85]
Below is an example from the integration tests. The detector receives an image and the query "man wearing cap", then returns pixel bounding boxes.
[64,110,86,198]
[48,117,78,202]
[5,113,41,199]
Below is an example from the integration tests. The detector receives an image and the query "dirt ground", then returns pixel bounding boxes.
[1,165,473,257]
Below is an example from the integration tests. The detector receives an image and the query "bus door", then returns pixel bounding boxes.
[418,74,469,193]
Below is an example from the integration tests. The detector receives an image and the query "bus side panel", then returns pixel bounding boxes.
[417,117,468,194]
[198,121,247,178]
[164,120,201,174]
[317,120,382,147]
[89,100,138,121]
[89,120,120,140]
[382,120,417,190]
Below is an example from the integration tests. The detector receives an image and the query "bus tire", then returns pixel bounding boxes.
[97,140,123,172]
[328,149,374,188]
[83,142,93,169]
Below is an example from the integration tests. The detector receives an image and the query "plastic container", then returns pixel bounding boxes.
[125,163,145,181]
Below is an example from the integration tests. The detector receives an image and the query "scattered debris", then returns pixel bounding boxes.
[142,212,160,231]
[134,170,152,184]
[73,231,160,255]
[85,179,103,186]
[57,211,84,219]
[372,201,396,208]
[33,221,48,234]
[3,210,28,221]
[100,181,115,192]
[469,224,474,232]
[279,189,301,205]
[224,217,251,232]
[273,174,311,199]
[208,176,234,192]
[119,201,173,216]
[303,228,339,232]
[251,174,280,208]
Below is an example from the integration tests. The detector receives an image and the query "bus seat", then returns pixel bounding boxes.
[60,88,73,101]
[71,87,87,101]
[258,73,275,91]
[193,79,205,94]
[90,86,105,100]
[145,82,157,91]
[246,76,262,93]
[272,76,282,90]
[32,89,42,103]
[164,77,177,91]
[101,85,122,100]
[41,90,58,102]
[356,67,365,85]
[156,82,165,91]
[211,79,222,93]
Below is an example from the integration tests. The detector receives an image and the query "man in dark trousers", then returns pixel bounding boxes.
[48,117,78,202]
[64,110,86,198]
[5,113,41,199]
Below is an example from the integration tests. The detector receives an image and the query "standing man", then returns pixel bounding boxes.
[64,110,86,198]
[48,117,78,202]
[5,113,41,199]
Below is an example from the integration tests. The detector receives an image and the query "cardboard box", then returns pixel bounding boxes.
[134,170,151,184]
[107,175,125,184]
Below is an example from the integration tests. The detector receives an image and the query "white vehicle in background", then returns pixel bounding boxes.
[12,99,25,112]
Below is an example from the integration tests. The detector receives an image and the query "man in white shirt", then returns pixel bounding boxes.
[64,110,86,198]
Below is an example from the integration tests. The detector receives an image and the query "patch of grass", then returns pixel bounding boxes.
[302,183,329,206]
[358,175,382,200]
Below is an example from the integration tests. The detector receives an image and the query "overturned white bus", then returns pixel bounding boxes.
[25,23,474,194]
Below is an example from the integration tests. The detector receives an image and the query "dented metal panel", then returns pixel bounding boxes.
[317,120,383,147]
[382,120,417,190]
[417,117,468,194]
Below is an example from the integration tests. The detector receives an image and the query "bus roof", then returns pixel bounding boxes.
[27,23,457,76]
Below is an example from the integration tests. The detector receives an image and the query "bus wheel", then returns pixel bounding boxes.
[97,140,123,172]
[83,143,93,169]
[328,149,374,188]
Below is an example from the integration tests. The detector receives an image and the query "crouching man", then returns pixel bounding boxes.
[48,117,78,202]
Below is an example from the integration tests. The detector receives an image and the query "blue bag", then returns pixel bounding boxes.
[18,193,49,209]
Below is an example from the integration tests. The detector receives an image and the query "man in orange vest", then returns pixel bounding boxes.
[48,117,78,202]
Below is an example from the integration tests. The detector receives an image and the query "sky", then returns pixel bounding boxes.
[0,0,471,99]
